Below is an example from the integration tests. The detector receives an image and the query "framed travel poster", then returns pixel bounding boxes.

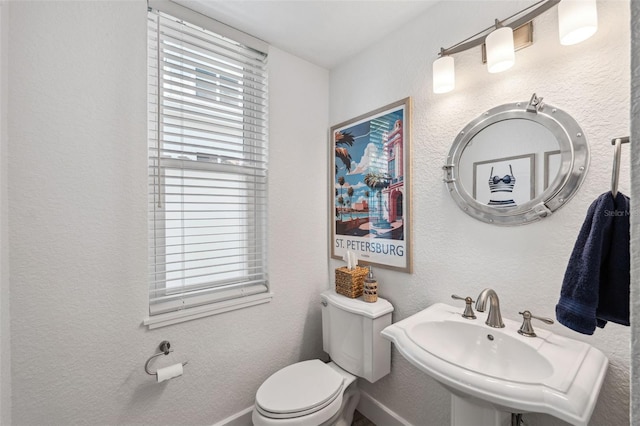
[330,98,412,273]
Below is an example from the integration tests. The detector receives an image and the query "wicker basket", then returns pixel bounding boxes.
[335,266,368,298]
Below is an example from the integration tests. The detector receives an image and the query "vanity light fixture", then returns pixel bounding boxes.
[432,0,598,94]
[432,49,455,94]
[485,20,515,73]
[558,0,598,45]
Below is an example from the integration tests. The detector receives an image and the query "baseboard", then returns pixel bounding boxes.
[357,389,411,426]
[212,390,410,426]
[212,405,253,426]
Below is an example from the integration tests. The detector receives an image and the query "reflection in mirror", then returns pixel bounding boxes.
[443,94,589,226]
[458,119,559,208]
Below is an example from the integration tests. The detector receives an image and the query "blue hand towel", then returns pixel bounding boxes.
[555,192,630,335]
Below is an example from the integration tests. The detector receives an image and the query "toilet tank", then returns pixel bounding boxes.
[321,290,394,383]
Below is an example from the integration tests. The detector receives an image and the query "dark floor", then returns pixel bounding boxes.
[352,410,376,426]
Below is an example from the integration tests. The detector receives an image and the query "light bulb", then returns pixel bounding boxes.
[433,56,455,94]
[486,26,515,73]
[559,0,598,45]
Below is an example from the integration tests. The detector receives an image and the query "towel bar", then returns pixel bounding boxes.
[611,137,630,197]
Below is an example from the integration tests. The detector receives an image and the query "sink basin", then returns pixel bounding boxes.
[408,321,554,383]
[381,303,608,426]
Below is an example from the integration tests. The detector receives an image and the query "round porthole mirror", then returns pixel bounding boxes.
[443,94,589,225]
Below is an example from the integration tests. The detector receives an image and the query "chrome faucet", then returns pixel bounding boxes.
[475,288,505,328]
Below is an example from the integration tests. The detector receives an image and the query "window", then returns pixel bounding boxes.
[145,7,270,328]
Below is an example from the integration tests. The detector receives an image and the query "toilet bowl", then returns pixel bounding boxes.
[252,290,394,426]
[252,360,359,426]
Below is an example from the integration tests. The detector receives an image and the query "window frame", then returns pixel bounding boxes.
[144,4,271,329]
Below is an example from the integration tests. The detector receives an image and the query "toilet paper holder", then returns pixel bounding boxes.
[144,340,189,376]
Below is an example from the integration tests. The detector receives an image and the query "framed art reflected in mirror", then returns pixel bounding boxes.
[472,154,535,208]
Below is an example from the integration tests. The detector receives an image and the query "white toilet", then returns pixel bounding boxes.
[252,289,394,426]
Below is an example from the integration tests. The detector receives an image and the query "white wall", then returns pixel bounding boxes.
[6,1,328,424]
[630,0,639,423]
[330,1,631,425]
[0,0,10,424]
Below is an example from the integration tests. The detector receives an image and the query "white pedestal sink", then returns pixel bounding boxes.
[381,303,608,426]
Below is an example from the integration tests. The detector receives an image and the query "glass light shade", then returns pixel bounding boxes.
[433,56,455,94]
[485,26,515,73]
[558,0,598,45]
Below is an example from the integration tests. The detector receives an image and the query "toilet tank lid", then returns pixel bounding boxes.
[321,290,394,319]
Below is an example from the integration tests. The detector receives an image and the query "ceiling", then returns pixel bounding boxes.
[173,0,440,69]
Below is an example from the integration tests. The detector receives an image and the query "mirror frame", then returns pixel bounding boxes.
[443,95,589,226]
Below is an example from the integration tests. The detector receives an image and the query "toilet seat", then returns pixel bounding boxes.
[255,360,344,419]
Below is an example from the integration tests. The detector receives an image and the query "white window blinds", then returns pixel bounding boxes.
[146,9,269,327]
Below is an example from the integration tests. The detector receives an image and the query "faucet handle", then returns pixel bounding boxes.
[518,310,554,337]
[451,295,477,319]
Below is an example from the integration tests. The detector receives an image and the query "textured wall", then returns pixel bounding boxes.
[630,0,639,423]
[330,1,631,425]
[7,1,329,424]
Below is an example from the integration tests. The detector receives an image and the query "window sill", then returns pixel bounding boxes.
[143,292,273,329]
